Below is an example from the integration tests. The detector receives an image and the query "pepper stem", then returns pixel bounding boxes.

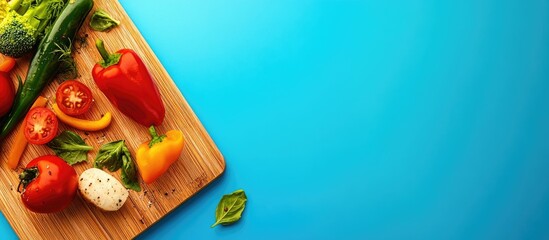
[148,126,167,148]
[95,39,122,68]
[149,126,160,138]
[96,39,110,61]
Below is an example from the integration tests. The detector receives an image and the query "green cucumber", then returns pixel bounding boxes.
[0,0,94,140]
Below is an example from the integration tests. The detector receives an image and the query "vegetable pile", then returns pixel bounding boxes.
[0,0,190,216]
[0,0,93,140]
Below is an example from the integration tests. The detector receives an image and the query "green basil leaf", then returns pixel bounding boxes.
[47,131,92,165]
[94,140,141,192]
[120,147,141,192]
[94,140,124,171]
[89,10,120,32]
[211,189,247,228]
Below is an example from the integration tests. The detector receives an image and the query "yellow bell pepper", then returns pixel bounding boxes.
[52,103,112,131]
[136,126,185,184]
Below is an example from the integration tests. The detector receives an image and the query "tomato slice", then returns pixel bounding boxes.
[55,80,93,116]
[24,107,59,145]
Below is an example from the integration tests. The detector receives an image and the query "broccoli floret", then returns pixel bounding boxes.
[0,0,67,58]
[0,12,35,57]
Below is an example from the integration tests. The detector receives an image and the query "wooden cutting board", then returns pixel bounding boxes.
[0,0,225,239]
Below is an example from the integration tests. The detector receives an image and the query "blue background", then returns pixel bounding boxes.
[2,0,549,239]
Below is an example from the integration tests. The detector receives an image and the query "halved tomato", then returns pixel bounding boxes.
[56,80,93,116]
[24,107,59,145]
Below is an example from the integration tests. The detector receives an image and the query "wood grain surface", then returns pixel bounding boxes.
[0,0,225,239]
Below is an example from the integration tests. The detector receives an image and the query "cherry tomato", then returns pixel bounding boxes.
[18,155,78,213]
[24,107,59,145]
[0,71,14,117]
[55,80,93,116]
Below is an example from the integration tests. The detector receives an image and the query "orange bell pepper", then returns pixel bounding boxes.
[136,126,185,184]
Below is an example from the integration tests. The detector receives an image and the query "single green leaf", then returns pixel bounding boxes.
[120,147,141,191]
[90,10,120,32]
[211,189,247,228]
[94,140,141,192]
[47,131,92,165]
[94,140,124,171]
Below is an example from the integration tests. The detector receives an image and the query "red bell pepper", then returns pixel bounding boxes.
[92,39,165,127]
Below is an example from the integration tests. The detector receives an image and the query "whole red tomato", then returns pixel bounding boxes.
[0,71,14,117]
[18,155,78,213]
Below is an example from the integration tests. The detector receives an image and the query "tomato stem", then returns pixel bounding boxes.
[17,167,39,192]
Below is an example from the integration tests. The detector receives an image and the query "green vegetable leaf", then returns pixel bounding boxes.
[211,189,247,228]
[47,131,92,165]
[94,140,123,171]
[120,146,141,191]
[89,10,120,32]
[94,140,141,191]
